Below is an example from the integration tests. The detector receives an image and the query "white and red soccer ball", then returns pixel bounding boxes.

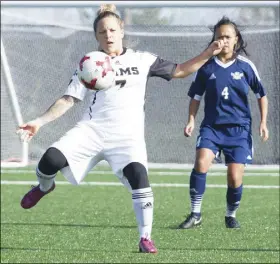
[77,51,115,90]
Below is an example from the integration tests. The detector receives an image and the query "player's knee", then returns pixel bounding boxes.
[227,174,243,188]
[38,147,68,175]
[123,162,150,190]
[195,158,210,173]
[194,162,208,173]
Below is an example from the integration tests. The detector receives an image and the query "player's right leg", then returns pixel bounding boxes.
[21,121,104,209]
[21,147,68,209]
[178,136,217,229]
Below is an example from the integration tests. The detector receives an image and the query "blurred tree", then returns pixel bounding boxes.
[123,8,173,25]
[238,7,279,25]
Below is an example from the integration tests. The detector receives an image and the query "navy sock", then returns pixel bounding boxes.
[189,169,207,217]
[226,184,243,217]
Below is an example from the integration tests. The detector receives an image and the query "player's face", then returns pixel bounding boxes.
[214,25,238,56]
[96,16,124,56]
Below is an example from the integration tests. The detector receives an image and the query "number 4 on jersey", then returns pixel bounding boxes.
[222,86,229,99]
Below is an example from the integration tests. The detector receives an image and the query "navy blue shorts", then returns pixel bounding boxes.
[196,125,253,165]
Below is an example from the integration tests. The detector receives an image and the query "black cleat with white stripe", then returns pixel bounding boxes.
[178,213,202,229]
[225,216,241,228]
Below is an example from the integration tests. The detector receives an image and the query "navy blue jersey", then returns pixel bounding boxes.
[188,55,266,126]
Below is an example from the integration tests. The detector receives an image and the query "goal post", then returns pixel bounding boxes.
[1,38,28,167]
[1,1,279,169]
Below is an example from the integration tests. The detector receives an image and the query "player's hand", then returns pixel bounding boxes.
[207,39,225,56]
[16,119,42,143]
[259,122,269,142]
[184,121,195,137]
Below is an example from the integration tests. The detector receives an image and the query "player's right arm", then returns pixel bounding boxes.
[184,70,206,137]
[16,68,87,142]
[184,99,200,137]
[35,95,77,126]
[16,95,79,142]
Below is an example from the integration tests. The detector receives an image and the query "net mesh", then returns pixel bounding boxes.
[1,6,279,165]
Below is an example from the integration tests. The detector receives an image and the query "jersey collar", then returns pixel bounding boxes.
[100,47,127,57]
[214,56,236,68]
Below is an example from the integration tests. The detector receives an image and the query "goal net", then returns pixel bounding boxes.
[1,2,279,167]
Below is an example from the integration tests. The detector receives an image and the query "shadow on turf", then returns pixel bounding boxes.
[159,247,280,252]
[1,247,142,253]
[1,222,136,229]
[1,246,279,253]
[2,222,180,230]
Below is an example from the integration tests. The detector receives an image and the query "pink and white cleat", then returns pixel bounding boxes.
[139,237,158,253]
[20,183,55,209]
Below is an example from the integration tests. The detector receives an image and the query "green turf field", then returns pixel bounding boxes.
[1,167,279,263]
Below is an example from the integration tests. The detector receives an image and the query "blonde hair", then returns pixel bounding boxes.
[93,4,123,33]
[97,4,117,16]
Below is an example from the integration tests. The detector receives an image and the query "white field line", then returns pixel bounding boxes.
[1,180,279,189]
[1,170,279,177]
[2,161,279,170]
[148,163,280,170]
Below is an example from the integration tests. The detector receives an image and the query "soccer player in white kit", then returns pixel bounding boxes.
[17,4,224,253]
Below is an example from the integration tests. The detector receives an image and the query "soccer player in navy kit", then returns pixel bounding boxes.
[178,16,269,229]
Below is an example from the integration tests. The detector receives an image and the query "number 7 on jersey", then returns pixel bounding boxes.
[116,80,127,89]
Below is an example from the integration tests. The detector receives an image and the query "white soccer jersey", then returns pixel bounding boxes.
[65,48,176,137]
[52,48,176,185]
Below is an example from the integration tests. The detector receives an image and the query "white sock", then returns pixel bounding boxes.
[132,187,154,241]
[36,167,56,192]
[226,202,239,217]
[190,194,203,214]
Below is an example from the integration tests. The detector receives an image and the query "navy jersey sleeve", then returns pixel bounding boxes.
[187,69,207,101]
[246,62,267,98]
[149,57,177,81]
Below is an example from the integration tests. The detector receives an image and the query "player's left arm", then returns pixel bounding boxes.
[257,95,269,141]
[172,40,224,78]
[147,40,224,81]
[247,63,269,142]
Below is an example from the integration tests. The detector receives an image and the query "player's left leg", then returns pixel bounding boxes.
[223,125,253,228]
[225,163,244,228]
[123,162,157,253]
[105,142,157,253]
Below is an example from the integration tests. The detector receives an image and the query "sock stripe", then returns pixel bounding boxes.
[190,195,203,213]
[132,191,153,195]
[132,192,153,199]
[36,167,56,179]
[226,185,243,217]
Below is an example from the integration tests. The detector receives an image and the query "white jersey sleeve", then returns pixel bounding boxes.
[64,69,88,101]
[140,51,158,67]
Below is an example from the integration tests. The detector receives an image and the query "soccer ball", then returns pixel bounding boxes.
[77,51,115,90]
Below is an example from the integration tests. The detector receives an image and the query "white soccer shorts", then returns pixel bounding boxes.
[50,120,148,190]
